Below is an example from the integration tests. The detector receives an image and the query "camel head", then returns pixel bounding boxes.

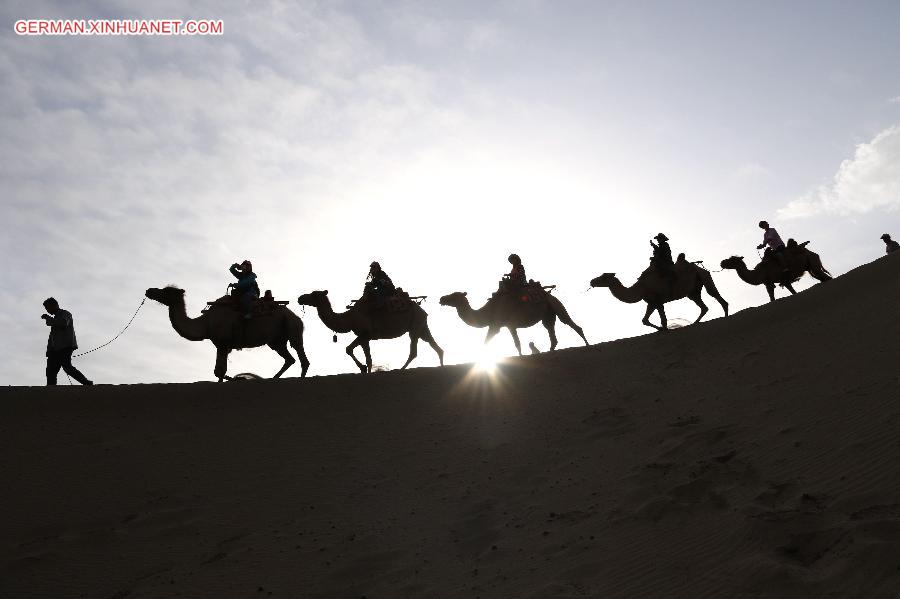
[296,290,329,308]
[589,273,617,288]
[145,286,185,307]
[439,291,468,308]
[720,256,745,270]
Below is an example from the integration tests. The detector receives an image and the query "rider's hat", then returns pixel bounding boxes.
[759,220,769,228]
[370,261,380,269]
[654,233,669,242]
[881,233,891,240]
[240,260,252,270]
[508,253,521,264]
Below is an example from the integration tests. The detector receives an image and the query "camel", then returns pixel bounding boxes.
[145,287,309,381]
[296,290,443,373]
[720,244,832,302]
[438,289,589,355]
[590,260,729,331]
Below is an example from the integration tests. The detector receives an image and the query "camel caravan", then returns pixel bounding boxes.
[144,222,836,381]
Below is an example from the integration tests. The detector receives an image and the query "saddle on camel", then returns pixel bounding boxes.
[494,279,557,304]
[350,261,426,313]
[350,287,426,313]
[494,253,556,304]
[204,289,289,317]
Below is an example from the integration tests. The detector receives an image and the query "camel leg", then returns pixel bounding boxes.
[401,334,419,370]
[555,311,588,346]
[548,297,588,345]
[361,340,373,373]
[765,283,776,302]
[508,327,523,356]
[657,304,669,331]
[541,313,559,351]
[268,340,295,379]
[701,281,729,316]
[485,326,501,345]
[809,269,831,282]
[689,292,708,324]
[290,335,310,378]
[214,346,230,382]
[808,257,833,281]
[345,337,368,373]
[784,282,797,295]
[641,304,661,331]
[420,324,444,366]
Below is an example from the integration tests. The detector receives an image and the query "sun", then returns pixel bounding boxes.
[472,344,506,374]
[474,354,499,374]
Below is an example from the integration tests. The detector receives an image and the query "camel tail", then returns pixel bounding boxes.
[698,267,729,316]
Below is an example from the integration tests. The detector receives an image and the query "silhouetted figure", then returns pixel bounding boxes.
[42,297,93,386]
[366,261,395,307]
[499,253,527,294]
[229,260,260,319]
[507,254,527,285]
[757,220,787,271]
[529,341,541,354]
[650,233,673,269]
[882,233,900,255]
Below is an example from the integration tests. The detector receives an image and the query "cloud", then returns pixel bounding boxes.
[779,125,900,218]
[890,96,900,104]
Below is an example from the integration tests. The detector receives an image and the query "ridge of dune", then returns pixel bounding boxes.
[2,254,900,598]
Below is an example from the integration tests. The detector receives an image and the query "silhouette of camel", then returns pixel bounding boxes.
[296,290,443,373]
[590,262,728,331]
[145,287,309,381]
[720,245,832,302]
[439,290,588,355]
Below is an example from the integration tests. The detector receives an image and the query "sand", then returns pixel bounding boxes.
[2,253,899,598]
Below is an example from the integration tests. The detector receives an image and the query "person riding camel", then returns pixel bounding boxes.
[757,220,788,271]
[500,253,527,294]
[229,260,260,319]
[881,233,900,255]
[650,233,677,290]
[366,261,395,308]
[508,254,527,285]
[650,233,675,270]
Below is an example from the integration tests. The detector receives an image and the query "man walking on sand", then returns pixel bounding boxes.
[42,297,93,386]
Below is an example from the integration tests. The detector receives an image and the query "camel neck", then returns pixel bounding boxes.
[454,299,489,328]
[735,262,764,286]
[606,277,644,304]
[168,301,208,341]
[314,299,354,334]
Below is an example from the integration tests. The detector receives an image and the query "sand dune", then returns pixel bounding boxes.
[2,254,900,598]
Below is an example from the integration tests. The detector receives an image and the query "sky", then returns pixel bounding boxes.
[2,0,899,386]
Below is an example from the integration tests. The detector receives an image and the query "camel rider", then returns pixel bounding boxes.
[881,234,900,255]
[366,261,395,307]
[650,233,674,271]
[650,233,678,292]
[499,253,527,294]
[508,253,527,285]
[230,260,260,319]
[757,221,788,271]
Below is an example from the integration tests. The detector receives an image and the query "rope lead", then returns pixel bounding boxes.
[74,297,147,358]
